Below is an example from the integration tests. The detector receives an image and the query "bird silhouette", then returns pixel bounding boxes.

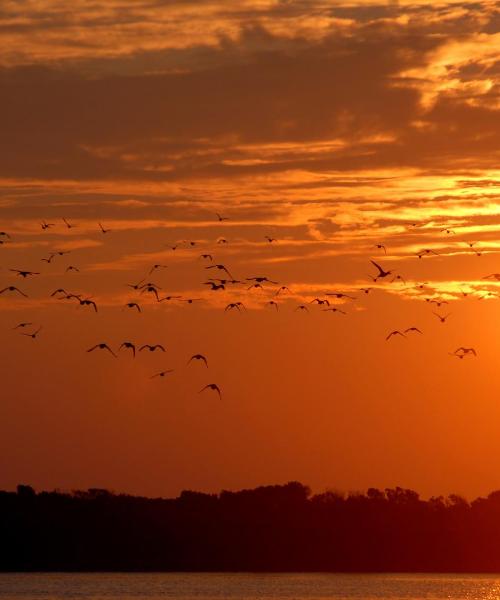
[124,302,141,312]
[322,307,346,315]
[247,276,278,284]
[139,344,166,353]
[295,305,309,313]
[216,213,229,221]
[79,298,98,312]
[10,269,40,278]
[386,330,406,341]
[264,236,277,243]
[225,302,244,312]
[199,383,222,399]
[41,221,55,230]
[119,342,137,357]
[370,261,393,279]
[310,298,330,306]
[151,369,175,378]
[275,286,291,296]
[13,322,33,329]
[374,243,386,254]
[149,264,168,275]
[65,265,80,273]
[200,254,213,261]
[0,286,28,297]
[87,343,117,357]
[99,222,111,234]
[266,300,279,311]
[433,312,451,323]
[62,218,76,229]
[21,326,42,339]
[206,264,234,278]
[204,281,225,291]
[188,354,208,368]
[404,327,423,335]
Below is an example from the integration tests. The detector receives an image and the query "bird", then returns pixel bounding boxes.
[265,300,279,311]
[452,347,477,358]
[199,383,222,399]
[139,344,166,353]
[10,269,40,278]
[322,307,346,314]
[140,285,160,301]
[51,288,69,297]
[416,249,439,259]
[87,343,117,357]
[21,326,42,339]
[264,236,277,243]
[247,283,264,291]
[370,260,393,279]
[181,298,201,304]
[386,330,406,341]
[13,322,33,329]
[119,342,137,357]
[204,281,225,291]
[99,222,111,234]
[62,218,76,229]
[482,274,500,281]
[326,292,356,300]
[149,264,168,275]
[0,286,28,297]
[275,286,291,296]
[200,254,213,261]
[225,302,244,312]
[247,276,278,284]
[188,354,208,368]
[206,264,234,278]
[65,265,80,273]
[126,279,145,290]
[374,243,386,254]
[433,312,451,323]
[151,369,175,379]
[216,212,229,222]
[441,228,455,234]
[124,302,141,312]
[159,295,182,302]
[217,238,228,244]
[391,274,406,285]
[79,298,98,312]
[41,221,55,230]
[360,287,372,294]
[405,327,423,335]
[0,231,10,238]
[310,298,330,306]
[295,304,309,312]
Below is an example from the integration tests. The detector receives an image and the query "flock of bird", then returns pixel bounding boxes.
[0,216,491,398]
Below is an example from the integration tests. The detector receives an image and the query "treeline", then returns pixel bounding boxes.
[2,482,500,571]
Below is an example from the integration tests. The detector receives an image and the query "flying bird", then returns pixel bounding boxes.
[62,218,76,229]
[0,286,28,297]
[225,302,244,312]
[151,369,175,379]
[124,302,142,312]
[433,312,451,323]
[13,322,33,329]
[149,264,168,275]
[322,307,346,315]
[79,298,98,312]
[99,222,111,234]
[119,341,137,357]
[200,254,213,261]
[87,343,117,357]
[139,344,166,353]
[206,264,234,278]
[41,221,55,230]
[264,236,277,243]
[386,330,406,341]
[216,213,229,221]
[65,265,80,273]
[370,260,393,280]
[10,269,40,278]
[265,300,279,311]
[188,354,208,368]
[275,286,291,296]
[21,326,42,340]
[199,383,222,399]
[374,243,386,254]
[404,327,423,335]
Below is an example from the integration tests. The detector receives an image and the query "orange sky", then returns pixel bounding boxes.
[0,0,500,499]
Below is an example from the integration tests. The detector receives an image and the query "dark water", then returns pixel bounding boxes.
[1,573,500,599]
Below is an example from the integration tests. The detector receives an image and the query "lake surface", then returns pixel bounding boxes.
[1,573,500,600]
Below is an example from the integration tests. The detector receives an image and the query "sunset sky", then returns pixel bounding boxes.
[1,0,500,500]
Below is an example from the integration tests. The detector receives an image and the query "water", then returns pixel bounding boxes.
[1,573,500,600]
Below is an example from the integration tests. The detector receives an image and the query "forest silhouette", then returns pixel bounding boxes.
[3,482,500,571]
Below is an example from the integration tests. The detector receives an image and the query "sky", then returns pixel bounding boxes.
[0,0,500,500]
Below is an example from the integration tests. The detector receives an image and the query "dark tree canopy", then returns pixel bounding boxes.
[1,482,500,572]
